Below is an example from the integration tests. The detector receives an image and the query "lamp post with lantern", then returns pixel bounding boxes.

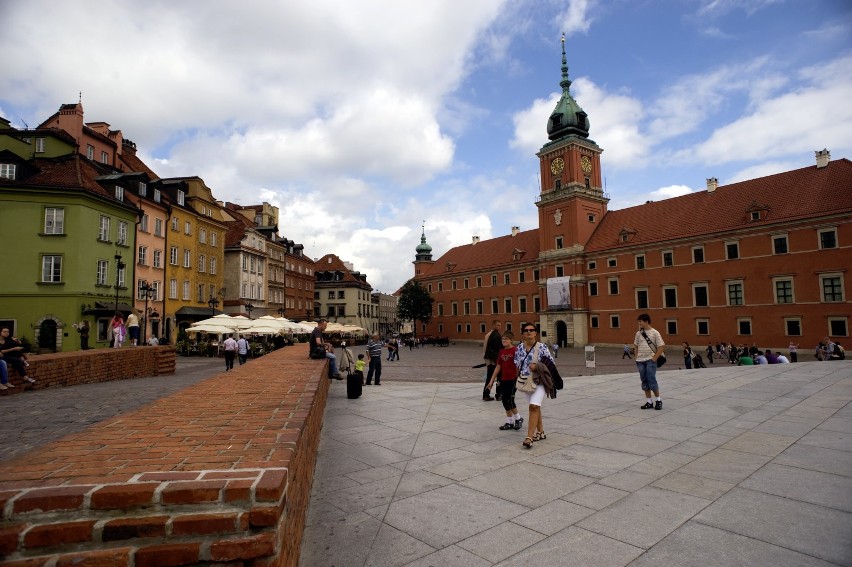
[140,282,156,345]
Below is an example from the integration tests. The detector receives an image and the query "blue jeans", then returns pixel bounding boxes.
[636,360,659,392]
[326,352,339,376]
[0,359,7,385]
[366,356,382,384]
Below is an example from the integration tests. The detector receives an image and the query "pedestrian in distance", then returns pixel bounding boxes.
[223,334,237,371]
[74,320,90,350]
[482,320,502,401]
[485,330,524,431]
[110,312,126,348]
[237,335,249,365]
[622,343,633,359]
[634,314,664,410]
[126,310,140,347]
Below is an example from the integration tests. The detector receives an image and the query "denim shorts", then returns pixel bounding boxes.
[636,360,659,391]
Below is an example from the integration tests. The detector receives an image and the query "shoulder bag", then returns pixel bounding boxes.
[641,331,666,368]
[515,345,538,393]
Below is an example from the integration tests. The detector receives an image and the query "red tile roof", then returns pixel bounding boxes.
[0,154,126,205]
[586,159,852,252]
[316,254,372,287]
[420,229,540,278]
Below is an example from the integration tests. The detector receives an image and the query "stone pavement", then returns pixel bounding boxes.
[301,352,852,567]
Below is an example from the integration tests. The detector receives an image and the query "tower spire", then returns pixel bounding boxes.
[546,34,589,141]
[560,32,571,94]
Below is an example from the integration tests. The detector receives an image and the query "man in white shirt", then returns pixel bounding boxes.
[223,334,238,371]
[633,313,665,410]
[237,335,249,365]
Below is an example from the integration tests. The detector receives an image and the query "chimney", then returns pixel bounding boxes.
[815,149,831,168]
[472,236,480,245]
[706,177,718,192]
[511,226,520,236]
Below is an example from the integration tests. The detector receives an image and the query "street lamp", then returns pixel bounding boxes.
[245,302,254,319]
[208,296,219,317]
[114,253,126,314]
[277,307,285,317]
[140,282,155,345]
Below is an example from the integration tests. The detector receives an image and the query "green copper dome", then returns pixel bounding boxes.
[415,224,433,261]
[547,34,590,141]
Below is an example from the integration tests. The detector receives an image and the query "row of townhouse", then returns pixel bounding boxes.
[412,42,851,350]
[0,103,316,351]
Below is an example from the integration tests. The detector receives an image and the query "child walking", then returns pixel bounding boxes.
[486,331,524,431]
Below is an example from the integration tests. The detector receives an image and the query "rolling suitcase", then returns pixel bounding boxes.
[347,371,362,399]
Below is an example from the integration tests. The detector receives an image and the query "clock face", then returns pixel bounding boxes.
[550,157,564,175]
[581,155,593,174]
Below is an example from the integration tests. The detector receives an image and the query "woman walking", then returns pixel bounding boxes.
[514,325,554,449]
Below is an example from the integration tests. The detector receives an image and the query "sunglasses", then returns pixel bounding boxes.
[522,328,536,333]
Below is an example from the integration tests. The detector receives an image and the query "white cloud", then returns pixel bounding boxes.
[560,0,595,35]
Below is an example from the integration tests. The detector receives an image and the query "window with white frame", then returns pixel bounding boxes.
[257,259,263,275]
[773,235,788,254]
[177,190,185,206]
[610,314,620,328]
[785,318,802,336]
[199,228,206,244]
[608,278,619,295]
[98,216,110,241]
[183,280,190,300]
[184,221,191,235]
[171,217,178,231]
[819,228,837,249]
[666,320,678,335]
[590,315,599,328]
[154,218,163,236]
[608,257,617,268]
[198,254,206,272]
[138,182,147,197]
[828,317,848,337]
[727,281,744,306]
[169,279,177,299]
[0,163,16,179]
[821,274,844,302]
[697,319,709,335]
[210,257,216,274]
[555,236,563,249]
[101,151,109,163]
[636,288,649,309]
[117,264,126,287]
[588,280,598,296]
[96,260,108,285]
[86,145,94,160]
[152,281,161,301]
[635,254,645,270]
[663,286,678,308]
[117,221,128,246]
[738,318,752,335]
[693,283,709,307]
[774,278,794,304]
[141,214,149,232]
[211,232,217,247]
[115,186,124,202]
[183,249,191,268]
[153,249,162,268]
[153,188,161,203]
[197,284,205,302]
[169,246,178,265]
[35,138,46,153]
[726,241,740,260]
[42,255,62,282]
[662,250,673,267]
[692,246,704,263]
[44,207,64,234]
[137,245,148,265]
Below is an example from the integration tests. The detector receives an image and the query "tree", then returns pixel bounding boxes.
[396,279,434,338]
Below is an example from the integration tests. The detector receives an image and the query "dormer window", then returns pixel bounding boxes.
[551,114,562,127]
[138,181,147,197]
[0,164,16,180]
[751,211,761,221]
[115,185,124,202]
[177,190,185,206]
[153,188,161,203]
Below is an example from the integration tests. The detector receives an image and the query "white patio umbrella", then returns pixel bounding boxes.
[242,324,284,335]
[186,324,238,335]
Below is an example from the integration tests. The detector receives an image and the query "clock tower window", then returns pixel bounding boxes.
[585,177,590,189]
[555,179,561,190]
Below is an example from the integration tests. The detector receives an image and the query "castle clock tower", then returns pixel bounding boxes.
[536,34,608,253]
[535,35,607,348]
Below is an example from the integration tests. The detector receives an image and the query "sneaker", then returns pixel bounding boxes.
[0,384,7,390]
[655,400,662,410]
[499,423,514,430]
[5,382,14,388]
[640,401,654,409]
[25,377,35,384]
[513,417,524,430]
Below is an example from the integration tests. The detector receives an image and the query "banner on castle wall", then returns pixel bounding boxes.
[546,276,571,310]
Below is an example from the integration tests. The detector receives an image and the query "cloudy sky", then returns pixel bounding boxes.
[2,0,851,293]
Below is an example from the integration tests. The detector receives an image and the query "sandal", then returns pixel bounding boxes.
[532,432,547,442]
[522,437,533,449]
[499,423,514,430]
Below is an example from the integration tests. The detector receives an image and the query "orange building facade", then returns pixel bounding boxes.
[414,41,851,351]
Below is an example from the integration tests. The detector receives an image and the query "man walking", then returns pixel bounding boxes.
[482,320,503,401]
[633,313,665,410]
[365,333,383,385]
[223,334,237,371]
[237,335,249,365]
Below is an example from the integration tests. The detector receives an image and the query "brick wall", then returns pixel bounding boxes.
[1,346,176,395]
[0,347,330,566]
